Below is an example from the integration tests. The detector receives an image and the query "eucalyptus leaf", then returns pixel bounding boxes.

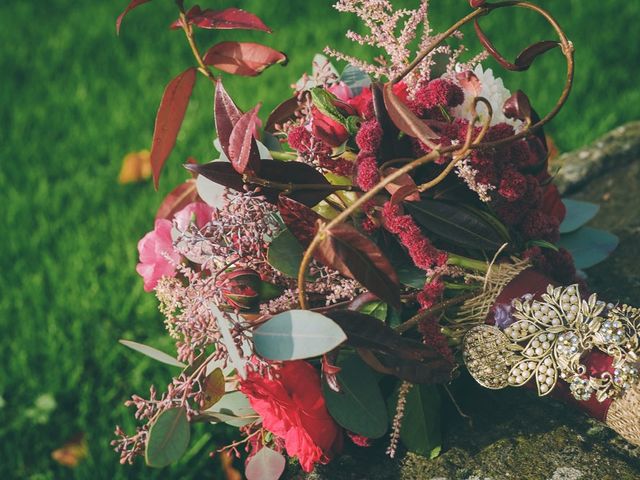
[322,354,388,438]
[145,407,190,468]
[253,310,347,361]
[340,64,371,95]
[119,340,185,368]
[557,226,618,269]
[559,199,600,234]
[246,447,286,480]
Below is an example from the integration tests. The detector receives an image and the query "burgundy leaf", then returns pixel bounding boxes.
[475,20,558,72]
[515,41,559,70]
[315,223,401,308]
[185,161,245,192]
[503,90,532,121]
[228,105,261,174]
[186,159,331,206]
[326,310,454,383]
[382,83,438,146]
[277,195,322,246]
[116,0,153,35]
[155,179,200,220]
[214,80,243,160]
[469,0,486,7]
[172,6,271,32]
[382,167,420,202]
[264,95,303,133]
[204,41,287,77]
[322,352,342,393]
[150,68,197,189]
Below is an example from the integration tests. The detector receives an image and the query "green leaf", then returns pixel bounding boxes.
[145,407,191,468]
[119,340,185,368]
[404,200,504,251]
[528,239,559,252]
[310,87,346,125]
[358,301,388,321]
[267,229,313,280]
[340,64,371,95]
[559,199,600,234]
[257,280,283,301]
[246,447,286,480]
[558,227,618,269]
[398,384,442,458]
[253,310,347,361]
[322,354,388,438]
[396,264,426,289]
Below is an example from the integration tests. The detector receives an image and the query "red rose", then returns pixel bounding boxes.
[311,106,350,147]
[239,361,341,472]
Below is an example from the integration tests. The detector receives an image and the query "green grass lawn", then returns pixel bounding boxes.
[1,0,638,478]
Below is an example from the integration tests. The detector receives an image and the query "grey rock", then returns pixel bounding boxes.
[287,122,640,480]
[554,121,640,195]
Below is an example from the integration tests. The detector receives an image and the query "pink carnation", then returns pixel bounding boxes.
[135,219,181,292]
[240,361,341,472]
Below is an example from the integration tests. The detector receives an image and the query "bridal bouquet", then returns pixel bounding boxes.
[113,0,635,477]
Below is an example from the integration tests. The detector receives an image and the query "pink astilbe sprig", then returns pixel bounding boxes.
[324,0,486,92]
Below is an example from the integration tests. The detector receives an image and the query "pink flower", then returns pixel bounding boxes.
[328,81,352,102]
[240,361,341,472]
[174,202,213,231]
[135,219,181,292]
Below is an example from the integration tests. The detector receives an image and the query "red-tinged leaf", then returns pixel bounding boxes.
[215,80,243,160]
[503,90,532,121]
[51,433,88,468]
[315,223,401,308]
[186,160,331,206]
[382,83,438,146]
[265,95,302,133]
[469,0,486,7]
[155,179,200,220]
[204,41,287,77]
[515,41,559,70]
[475,20,558,72]
[322,351,342,393]
[383,167,420,202]
[278,195,322,246]
[327,310,454,384]
[150,68,197,189]
[228,105,261,174]
[116,0,153,34]
[172,6,271,33]
[245,447,286,480]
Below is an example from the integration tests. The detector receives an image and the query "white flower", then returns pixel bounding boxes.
[452,64,522,130]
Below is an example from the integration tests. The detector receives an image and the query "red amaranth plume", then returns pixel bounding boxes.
[498,167,527,202]
[414,79,464,112]
[355,153,380,191]
[287,125,312,152]
[382,202,447,271]
[355,119,382,153]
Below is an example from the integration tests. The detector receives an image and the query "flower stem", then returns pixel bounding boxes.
[447,254,489,273]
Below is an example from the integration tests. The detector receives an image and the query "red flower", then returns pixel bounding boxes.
[311,107,350,147]
[347,87,374,119]
[239,361,341,472]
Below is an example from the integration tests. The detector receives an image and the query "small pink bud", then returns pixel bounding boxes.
[218,268,261,310]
